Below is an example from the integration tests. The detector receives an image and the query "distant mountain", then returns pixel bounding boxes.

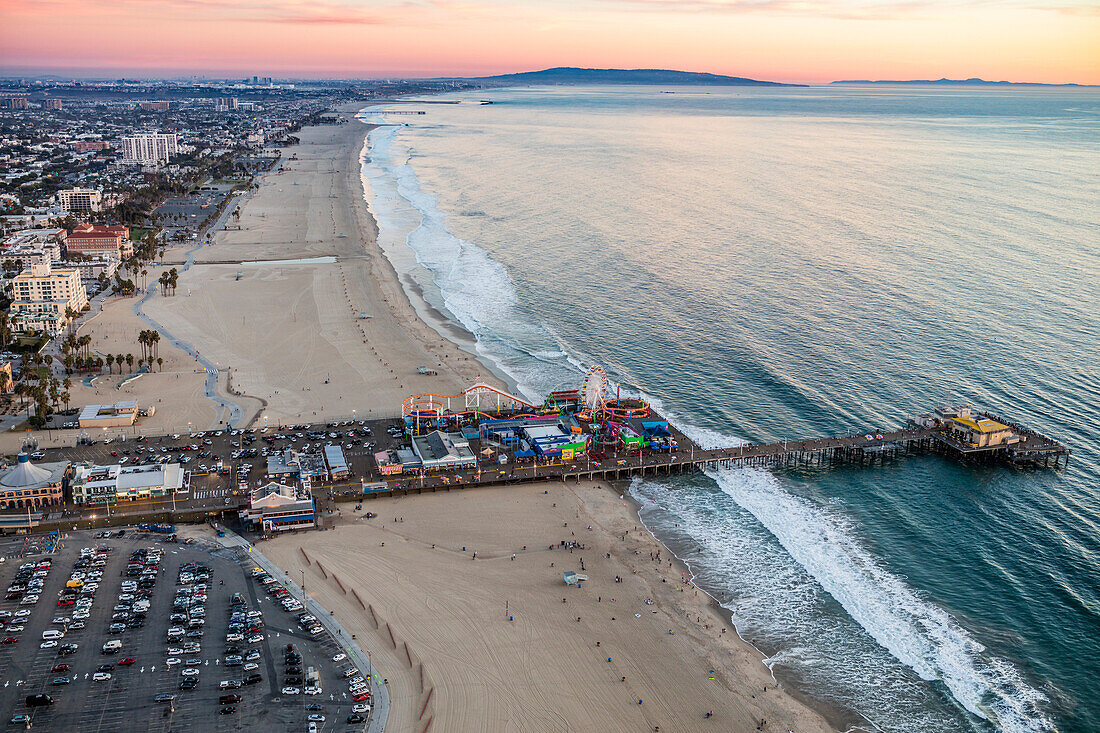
[474,67,801,87]
[830,77,1091,87]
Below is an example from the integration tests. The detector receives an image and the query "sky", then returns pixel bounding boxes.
[0,0,1097,84]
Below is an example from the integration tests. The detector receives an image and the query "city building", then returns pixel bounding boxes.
[2,243,55,272]
[73,141,109,153]
[70,462,185,506]
[0,453,69,510]
[58,256,118,283]
[9,263,88,334]
[0,96,29,110]
[239,482,316,533]
[78,400,139,428]
[44,99,63,110]
[57,187,103,214]
[65,223,130,259]
[120,133,178,166]
[0,361,12,394]
[216,97,239,111]
[137,101,170,111]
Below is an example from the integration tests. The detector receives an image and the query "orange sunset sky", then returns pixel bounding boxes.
[1,0,1097,84]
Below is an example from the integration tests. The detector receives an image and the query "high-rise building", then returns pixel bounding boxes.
[1,96,28,110]
[216,97,239,111]
[120,133,178,166]
[138,100,170,111]
[57,188,103,214]
[44,98,63,110]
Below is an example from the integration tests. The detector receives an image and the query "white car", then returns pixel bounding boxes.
[167,647,183,656]
[166,657,181,666]
[349,684,368,694]
[182,668,200,676]
[93,672,112,682]
[333,653,346,662]
[40,640,58,648]
[304,686,322,696]
[243,663,259,672]
[281,686,300,695]
[352,703,371,713]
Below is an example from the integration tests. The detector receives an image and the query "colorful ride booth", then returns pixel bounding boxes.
[480,414,591,462]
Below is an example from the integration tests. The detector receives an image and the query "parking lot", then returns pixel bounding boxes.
[0,529,371,731]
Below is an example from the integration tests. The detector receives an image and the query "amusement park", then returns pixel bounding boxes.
[377,366,680,478]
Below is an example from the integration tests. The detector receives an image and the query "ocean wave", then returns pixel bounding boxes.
[356,104,1055,733]
[706,465,1055,733]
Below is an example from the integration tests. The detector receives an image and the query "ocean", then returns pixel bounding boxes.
[358,85,1100,732]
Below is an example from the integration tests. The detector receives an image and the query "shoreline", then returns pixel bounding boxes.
[348,101,844,731]
[267,478,839,732]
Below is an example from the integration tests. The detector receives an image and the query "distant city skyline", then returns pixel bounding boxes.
[1,0,1097,85]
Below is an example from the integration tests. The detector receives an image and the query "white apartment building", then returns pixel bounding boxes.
[1,244,55,272]
[9,263,88,334]
[120,133,179,166]
[57,187,103,214]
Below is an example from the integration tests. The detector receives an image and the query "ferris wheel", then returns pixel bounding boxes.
[582,365,609,412]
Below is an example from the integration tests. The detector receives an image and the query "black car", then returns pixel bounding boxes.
[306,704,323,711]
[219,706,236,715]
[179,680,197,690]
[285,666,302,675]
[347,714,365,723]
[96,664,113,672]
[285,676,303,685]
[243,673,263,685]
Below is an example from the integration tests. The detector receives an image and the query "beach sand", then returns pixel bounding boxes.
[267,480,834,732]
[11,102,836,730]
[142,103,499,428]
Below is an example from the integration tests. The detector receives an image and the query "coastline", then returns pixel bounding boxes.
[344,101,841,731]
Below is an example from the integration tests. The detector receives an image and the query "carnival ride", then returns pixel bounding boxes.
[398,367,663,453]
[402,383,543,433]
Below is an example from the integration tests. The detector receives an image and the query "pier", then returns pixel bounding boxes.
[372,420,1070,498]
[364,377,1071,498]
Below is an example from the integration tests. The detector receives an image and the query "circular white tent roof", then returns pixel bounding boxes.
[0,453,53,489]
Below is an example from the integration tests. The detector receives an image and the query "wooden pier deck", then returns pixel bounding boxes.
[372,422,1069,497]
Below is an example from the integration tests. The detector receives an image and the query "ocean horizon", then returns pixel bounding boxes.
[358,85,1100,732]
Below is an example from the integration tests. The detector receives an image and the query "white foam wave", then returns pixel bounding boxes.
[706,465,1056,733]
[357,104,1054,733]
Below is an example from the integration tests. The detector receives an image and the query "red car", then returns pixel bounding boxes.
[52,664,70,673]
[117,657,136,666]
[57,599,74,606]
[353,692,370,702]
[1,637,16,644]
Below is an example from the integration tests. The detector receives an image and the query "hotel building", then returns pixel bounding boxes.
[9,263,88,334]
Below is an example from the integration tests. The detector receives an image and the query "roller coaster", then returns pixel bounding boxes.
[402,383,542,422]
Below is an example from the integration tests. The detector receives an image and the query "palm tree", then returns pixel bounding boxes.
[116,354,125,373]
[106,354,114,373]
[156,357,163,372]
[150,331,160,359]
[60,391,70,412]
[125,354,134,372]
[137,358,144,371]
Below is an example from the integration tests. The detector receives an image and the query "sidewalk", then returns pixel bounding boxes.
[215,527,388,733]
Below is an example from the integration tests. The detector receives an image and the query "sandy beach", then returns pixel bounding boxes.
[142,102,498,429]
[267,480,834,732]
[5,103,836,730]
